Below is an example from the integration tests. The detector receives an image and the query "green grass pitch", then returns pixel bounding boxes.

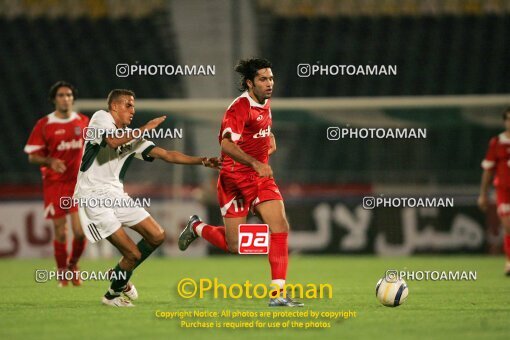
[0,256,509,339]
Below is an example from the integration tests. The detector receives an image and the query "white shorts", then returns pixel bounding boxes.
[77,192,150,243]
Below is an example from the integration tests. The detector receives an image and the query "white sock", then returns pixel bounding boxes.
[194,222,206,237]
[271,279,285,290]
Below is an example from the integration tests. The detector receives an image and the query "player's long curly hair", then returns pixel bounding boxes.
[234,58,272,92]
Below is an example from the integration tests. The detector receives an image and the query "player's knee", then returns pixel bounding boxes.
[150,229,165,247]
[73,229,85,240]
[270,220,289,233]
[54,227,67,242]
[278,223,290,233]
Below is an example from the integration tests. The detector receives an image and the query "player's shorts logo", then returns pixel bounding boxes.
[238,224,269,254]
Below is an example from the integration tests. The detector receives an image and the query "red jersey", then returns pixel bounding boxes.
[219,91,272,173]
[482,132,510,189]
[24,111,89,183]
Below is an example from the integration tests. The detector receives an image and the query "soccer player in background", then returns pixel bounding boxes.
[478,107,510,275]
[24,81,89,287]
[74,89,220,307]
[178,58,304,307]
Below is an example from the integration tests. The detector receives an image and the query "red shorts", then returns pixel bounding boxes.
[217,171,283,218]
[496,187,510,217]
[43,180,78,219]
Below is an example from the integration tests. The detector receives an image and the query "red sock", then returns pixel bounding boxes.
[504,235,510,261]
[269,232,288,296]
[68,238,86,268]
[193,221,229,252]
[53,240,68,270]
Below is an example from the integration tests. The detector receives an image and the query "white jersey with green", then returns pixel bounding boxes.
[73,110,155,243]
[74,110,155,197]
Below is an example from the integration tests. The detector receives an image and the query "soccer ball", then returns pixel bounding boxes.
[375,275,408,307]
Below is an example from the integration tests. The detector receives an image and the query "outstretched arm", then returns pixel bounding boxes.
[148,146,221,169]
[104,116,166,149]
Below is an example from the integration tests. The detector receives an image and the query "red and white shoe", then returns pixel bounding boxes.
[123,282,138,301]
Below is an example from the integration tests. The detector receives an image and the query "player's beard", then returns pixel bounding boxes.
[254,89,270,103]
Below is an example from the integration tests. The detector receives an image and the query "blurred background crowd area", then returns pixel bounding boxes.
[0,0,508,189]
[0,0,508,256]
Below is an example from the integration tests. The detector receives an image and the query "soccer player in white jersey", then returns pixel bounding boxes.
[74,89,220,307]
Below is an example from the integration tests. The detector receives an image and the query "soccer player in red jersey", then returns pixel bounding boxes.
[479,108,510,275]
[178,58,303,306]
[24,81,89,286]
